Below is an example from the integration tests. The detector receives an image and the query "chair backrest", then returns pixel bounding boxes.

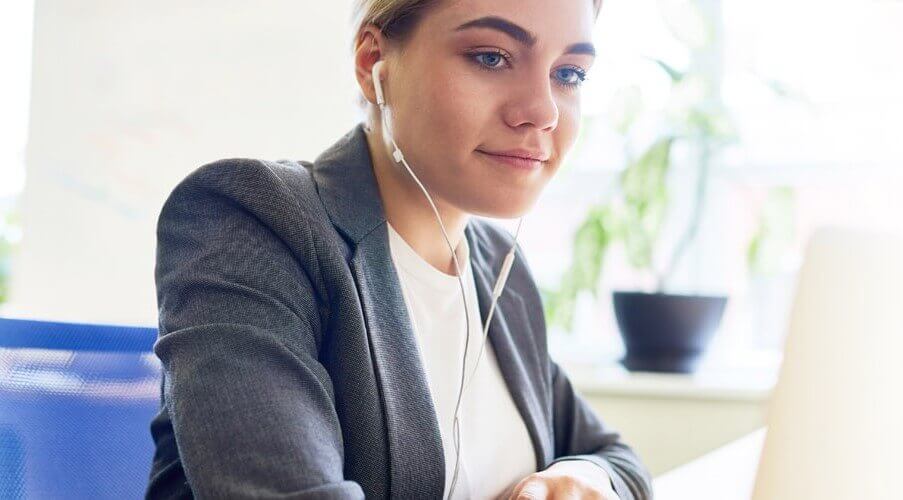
[0,317,160,500]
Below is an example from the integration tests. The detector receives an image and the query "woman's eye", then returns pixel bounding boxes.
[554,67,587,87]
[469,50,587,89]
[473,52,508,69]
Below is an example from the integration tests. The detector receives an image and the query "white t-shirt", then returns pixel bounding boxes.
[387,222,537,499]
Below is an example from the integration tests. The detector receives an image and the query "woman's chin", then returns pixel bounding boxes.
[464,196,535,220]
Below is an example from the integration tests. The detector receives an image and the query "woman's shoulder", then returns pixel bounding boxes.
[160,157,330,228]
[156,157,345,266]
[165,157,317,205]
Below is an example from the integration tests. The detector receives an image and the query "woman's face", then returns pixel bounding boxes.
[371,0,596,219]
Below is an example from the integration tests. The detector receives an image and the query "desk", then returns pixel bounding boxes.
[653,428,766,500]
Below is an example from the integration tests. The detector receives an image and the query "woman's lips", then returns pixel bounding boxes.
[476,150,546,170]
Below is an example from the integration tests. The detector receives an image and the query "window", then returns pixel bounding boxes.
[489,0,903,363]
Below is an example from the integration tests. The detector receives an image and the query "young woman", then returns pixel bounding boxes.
[145,1,653,499]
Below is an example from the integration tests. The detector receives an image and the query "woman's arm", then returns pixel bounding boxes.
[547,359,654,500]
[153,160,364,499]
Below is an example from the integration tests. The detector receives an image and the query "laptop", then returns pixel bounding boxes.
[751,226,902,499]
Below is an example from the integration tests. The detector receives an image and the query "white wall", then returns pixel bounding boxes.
[6,1,361,325]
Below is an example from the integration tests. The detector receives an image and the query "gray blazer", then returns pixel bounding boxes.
[146,122,653,499]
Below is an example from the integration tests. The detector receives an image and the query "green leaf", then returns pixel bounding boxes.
[649,57,685,83]
[542,206,618,333]
[619,137,674,269]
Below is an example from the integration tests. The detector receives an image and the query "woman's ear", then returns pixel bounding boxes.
[354,25,386,106]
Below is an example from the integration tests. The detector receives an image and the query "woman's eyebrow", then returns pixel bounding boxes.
[454,15,595,57]
[455,16,536,47]
[565,42,596,57]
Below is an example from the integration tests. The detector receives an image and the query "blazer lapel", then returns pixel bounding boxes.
[465,224,553,470]
[311,122,444,498]
[350,231,446,499]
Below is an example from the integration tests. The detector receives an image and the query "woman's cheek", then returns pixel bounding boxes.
[556,98,581,152]
[438,63,501,120]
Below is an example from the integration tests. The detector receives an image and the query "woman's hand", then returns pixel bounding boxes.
[502,460,621,500]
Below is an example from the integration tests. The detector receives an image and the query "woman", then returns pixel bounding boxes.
[146,0,653,499]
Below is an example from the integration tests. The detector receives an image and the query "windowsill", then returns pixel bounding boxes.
[558,348,781,403]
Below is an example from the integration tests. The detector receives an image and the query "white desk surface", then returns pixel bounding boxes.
[652,427,766,500]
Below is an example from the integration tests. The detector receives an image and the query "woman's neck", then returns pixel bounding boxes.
[364,122,471,277]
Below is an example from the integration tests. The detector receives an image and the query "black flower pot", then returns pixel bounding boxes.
[612,291,728,373]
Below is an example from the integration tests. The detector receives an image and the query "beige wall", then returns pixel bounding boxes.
[6,1,360,325]
[585,393,767,476]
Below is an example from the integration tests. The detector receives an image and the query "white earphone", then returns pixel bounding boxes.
[371,60,524,500]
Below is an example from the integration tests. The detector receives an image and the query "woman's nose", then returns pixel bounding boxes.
[502,73,560,132]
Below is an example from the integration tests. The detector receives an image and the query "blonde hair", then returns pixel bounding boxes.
[351,0,604,51]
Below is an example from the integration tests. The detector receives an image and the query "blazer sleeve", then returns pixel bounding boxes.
[547,359,654,499]
[153,160,364,499]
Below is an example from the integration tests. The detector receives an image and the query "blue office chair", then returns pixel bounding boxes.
[0,317,160,499]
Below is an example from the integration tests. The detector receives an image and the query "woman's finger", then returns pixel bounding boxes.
[514,478,550,500]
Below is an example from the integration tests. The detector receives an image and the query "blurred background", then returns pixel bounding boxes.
[1,0,901,488]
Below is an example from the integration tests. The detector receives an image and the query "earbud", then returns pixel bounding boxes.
[372,60,386,107]
[371,60,404,164]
